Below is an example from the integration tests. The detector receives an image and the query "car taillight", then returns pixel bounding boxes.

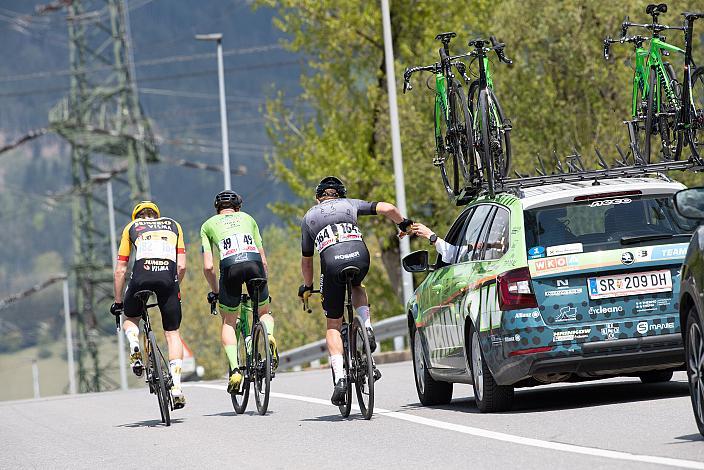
[497,267,538,311]
[509,346,553,357]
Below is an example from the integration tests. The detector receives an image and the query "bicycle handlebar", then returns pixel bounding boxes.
[489,36,513,64]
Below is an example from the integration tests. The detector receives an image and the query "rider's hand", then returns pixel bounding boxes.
[207,291,219,305]
[298,284,313,301]
[110,302,124,317]
[397,217,414,234]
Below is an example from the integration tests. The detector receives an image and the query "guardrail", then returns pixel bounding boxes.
[278,314,409,371]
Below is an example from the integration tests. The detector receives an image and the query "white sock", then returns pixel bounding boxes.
[330,354,345,382]
[170,359,183,392]
[356,305,371,329]
[125,327,140,353]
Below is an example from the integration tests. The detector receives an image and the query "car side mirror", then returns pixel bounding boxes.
[403,250,430,273]
[673,188,704,223]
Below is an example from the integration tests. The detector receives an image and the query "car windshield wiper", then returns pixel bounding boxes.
[620,233,692,245]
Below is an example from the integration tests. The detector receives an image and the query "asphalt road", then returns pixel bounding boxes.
[2,361,703,469]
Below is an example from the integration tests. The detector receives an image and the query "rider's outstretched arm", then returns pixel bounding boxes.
[113,259,128,303]
[202,251,218,293]
[301,256,314,287]
[375,201,412,231]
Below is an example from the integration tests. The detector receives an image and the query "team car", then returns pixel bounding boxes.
[404,176,697,412]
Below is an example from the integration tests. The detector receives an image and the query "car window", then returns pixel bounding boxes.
[435,207,474,268]
[481,207,510,261]
[524,193,698,255]
[457,205,494,263]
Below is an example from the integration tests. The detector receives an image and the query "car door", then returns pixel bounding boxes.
[418,208,473,369]
[441,204,496,370]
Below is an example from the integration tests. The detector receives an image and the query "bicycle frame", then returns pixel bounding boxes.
[434,73,449,142]
[631,38,684,117]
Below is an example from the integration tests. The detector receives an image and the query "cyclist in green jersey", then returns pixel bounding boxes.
[201,190,277,393]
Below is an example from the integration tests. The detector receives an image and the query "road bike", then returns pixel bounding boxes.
[604,4,704,163]
[210,278,274,415]
[303,266,376,420]
[116,290,174,426]
[403,32,474,198]
[465,36,513,197]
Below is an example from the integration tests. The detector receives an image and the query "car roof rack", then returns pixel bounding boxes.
[456,147,704,205]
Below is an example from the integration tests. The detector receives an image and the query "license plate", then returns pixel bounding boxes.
[587,270,672,299]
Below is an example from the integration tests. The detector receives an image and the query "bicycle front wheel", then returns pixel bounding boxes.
[680,66,704,161]
[148,330,171,426]
[252,322,271,415]
[230,320,250,414]
[351,316,374,420]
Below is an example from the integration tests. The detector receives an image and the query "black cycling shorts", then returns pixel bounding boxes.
[219,260,269,313]
[320,241,370,319]
[124,274,182,331]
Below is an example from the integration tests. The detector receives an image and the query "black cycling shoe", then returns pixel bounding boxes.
[331,378,347,405]
[373,366,382,382]
[367,327,377,353]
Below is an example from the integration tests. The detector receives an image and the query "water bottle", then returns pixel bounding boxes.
[245,335,252,355]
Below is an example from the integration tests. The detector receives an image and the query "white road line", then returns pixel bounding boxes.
[187,383,704,469]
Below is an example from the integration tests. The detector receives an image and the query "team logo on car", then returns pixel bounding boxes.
[528,246,545,259]
[621,252,635,265]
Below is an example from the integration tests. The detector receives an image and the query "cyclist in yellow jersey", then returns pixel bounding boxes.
[201,190,277,394]
[110,201,188,409]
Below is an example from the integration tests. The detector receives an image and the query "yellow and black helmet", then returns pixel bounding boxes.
[131,201,160,220]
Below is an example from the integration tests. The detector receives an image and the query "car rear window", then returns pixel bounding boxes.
[524,194,697,256]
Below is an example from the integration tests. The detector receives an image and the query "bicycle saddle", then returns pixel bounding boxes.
[646,3,667,15]
[338,266,360,283]
[434,31,456,43]
[248,277,267,289]
[133,290,155,302]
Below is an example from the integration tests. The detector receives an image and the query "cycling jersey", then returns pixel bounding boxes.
[201,211,267,312]
[117,217,185,281]
[301,198,377,317]
[117,217,185,330]
[200,212,263,268]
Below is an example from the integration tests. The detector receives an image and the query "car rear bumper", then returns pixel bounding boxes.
[494,333,684,385]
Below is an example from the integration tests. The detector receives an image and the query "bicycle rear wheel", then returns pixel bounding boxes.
[230,320,250,414]
[632,69,656,163]
[148,330,171,426]
[351,316,374,420]
[339,326,352,418]
[487,88,511,178]
[436,96,460,197]
[478,89,496,197]
[658,63,679,160]
[252,322,271,415]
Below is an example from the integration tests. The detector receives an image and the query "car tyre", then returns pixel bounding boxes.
[685,308,704,436]
[411,323,453,406]
[638,370,674,384]
[469,325,513,412]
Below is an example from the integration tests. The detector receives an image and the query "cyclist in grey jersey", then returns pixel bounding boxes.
[298,176,413,405]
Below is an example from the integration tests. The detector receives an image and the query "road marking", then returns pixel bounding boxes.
[187,383,704,469]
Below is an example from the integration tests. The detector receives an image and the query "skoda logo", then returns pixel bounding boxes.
[621,252,635,265]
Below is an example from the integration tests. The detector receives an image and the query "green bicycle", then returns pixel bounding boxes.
[403,32,475,198]
[604,3,690,162]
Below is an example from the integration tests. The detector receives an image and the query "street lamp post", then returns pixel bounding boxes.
[195,33,232,190]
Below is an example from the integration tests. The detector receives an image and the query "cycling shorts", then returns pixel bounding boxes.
[124,274,182,331]
[219,260,270,313]
[319,240,369,319]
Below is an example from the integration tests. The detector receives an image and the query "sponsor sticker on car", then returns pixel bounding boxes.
[587,270,672,299]
[546,243,583,257]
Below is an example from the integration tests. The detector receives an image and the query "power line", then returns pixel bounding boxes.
[0,43,284,83]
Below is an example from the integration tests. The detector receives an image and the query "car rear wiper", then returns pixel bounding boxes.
[620,233,692,245]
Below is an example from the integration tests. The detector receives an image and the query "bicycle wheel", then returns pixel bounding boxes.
[351,316,374,420]
[679,66,704,161]
[447,80,472,182]
[148,330,171,426]
[338,325,352,418]
[634,69,657,163]
[478,89,496,197]
[230,320,250,414]
[487,88,511,178]
[436,95,460,197]
[252,322,271,415]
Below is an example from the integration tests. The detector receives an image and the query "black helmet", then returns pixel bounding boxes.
[214,190,242,211]
[315,176,346,199]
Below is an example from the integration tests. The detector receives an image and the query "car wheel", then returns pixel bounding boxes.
[638,370,674,384]
[411,324,453,406]
[686,308,704,436]
[469,326,513,412]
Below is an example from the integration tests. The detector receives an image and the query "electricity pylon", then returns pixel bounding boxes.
[43,0,157,392]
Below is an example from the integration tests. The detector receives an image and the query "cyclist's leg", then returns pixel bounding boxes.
[157,281,185,403]
[219,265,245,392]
[122,281,144,375]
[321,270,346,381]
